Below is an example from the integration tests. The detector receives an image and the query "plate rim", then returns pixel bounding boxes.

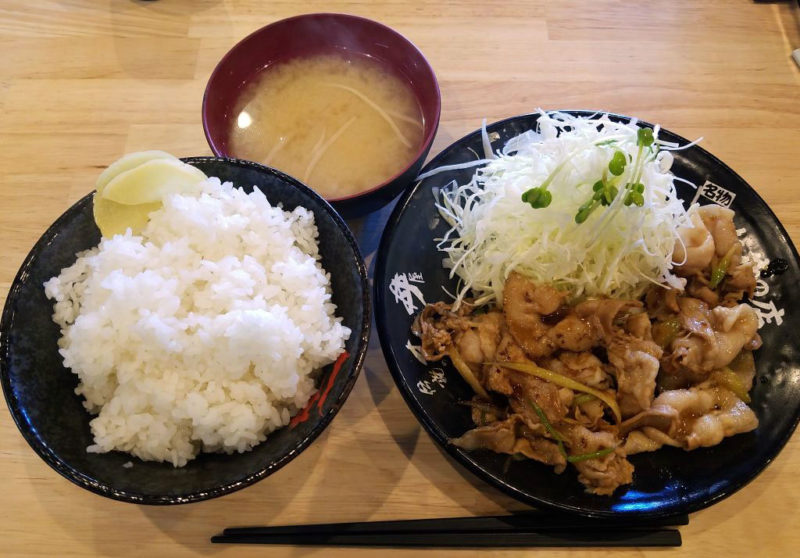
[374,110,800,518]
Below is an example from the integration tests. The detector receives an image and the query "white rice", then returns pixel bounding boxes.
[43,177,351,467]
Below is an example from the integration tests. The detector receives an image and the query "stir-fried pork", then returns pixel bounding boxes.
[563,424,634,496]
[503,272,572,359]
[453,311,504,367]
[573,298,663,418]
[609,347,661,418]
[621,385,758,454]
[673,207,715,276]
[412,302,468,361]
[545,352,611,390]
[698,205,739,257]
[451,414,567,470]
[413,205,759,496]
[666,299,760,384]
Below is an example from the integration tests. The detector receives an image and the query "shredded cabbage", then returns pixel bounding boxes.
[433,110,695,308]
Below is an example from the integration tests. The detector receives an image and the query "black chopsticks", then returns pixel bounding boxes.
[212,530,681,547]
[212,511,686,548]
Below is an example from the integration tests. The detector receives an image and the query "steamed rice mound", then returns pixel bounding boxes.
[43,178,351,467]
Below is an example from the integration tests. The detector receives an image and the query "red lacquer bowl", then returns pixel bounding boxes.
[202,13,441,218]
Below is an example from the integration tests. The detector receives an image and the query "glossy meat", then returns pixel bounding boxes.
[506,368,568,425]
[544,352,611,390]
[562,424,634,496]
[697,205,738,257]
[609,345,661,418]
[575,298,662,417]
[548,314,599,352]
[670,301,759,377]
[726,259,757,296]
[621,385,758,454]
[574,298,643,343]
[451,415,567,469]
[412,302,468,361]
[451,419,519,453]
[413,241,759,497]
[673,207,715,276]
[673,204,756,298]
[453,311,504,366]
[502,272,566,358]
[646,286,680,317]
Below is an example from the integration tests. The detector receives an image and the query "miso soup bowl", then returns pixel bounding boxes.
[202,13,441,219]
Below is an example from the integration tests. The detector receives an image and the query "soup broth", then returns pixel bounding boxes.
[229,54,424,198]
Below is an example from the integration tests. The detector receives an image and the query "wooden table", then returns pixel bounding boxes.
[1,1,798,556]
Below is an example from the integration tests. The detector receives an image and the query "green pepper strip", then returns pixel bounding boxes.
[573,393,596,406]
[566,446,616,463]
[713,367,752,404]
[490,361,622,423]
[528,400,569,460]
[528,400,616,463]
[652,317,682,348]
[709,244,738,289]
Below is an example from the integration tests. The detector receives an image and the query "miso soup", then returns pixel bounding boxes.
[229,54,424,199]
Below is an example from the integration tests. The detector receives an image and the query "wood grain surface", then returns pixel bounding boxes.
[1,1,798,556]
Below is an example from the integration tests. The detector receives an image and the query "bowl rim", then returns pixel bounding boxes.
[201,12,442,204]
[0,156,371,505]
[373,109,800,519]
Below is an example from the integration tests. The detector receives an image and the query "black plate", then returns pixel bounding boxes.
[375,111,800,518]
[0,157,370,504]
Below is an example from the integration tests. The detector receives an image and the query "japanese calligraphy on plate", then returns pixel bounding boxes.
[374,111,800,518]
